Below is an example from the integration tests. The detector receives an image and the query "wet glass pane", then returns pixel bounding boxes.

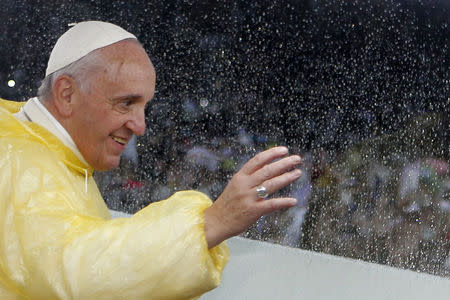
[1,0,449,278]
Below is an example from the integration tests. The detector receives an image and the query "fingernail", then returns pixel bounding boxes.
[289,198,298,206]
[279,146,288,154]
[294,169,302,177]
[293,155,301,163]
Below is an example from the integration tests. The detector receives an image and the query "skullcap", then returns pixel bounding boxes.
[46,21,136,76]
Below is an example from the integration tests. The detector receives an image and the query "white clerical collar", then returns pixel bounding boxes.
[14,97,89,166]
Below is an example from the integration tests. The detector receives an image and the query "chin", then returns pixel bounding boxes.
[94,158,121,171]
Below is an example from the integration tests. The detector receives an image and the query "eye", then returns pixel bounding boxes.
[123,100,134,106]
[110,96,141,114]
[119,99,136,110]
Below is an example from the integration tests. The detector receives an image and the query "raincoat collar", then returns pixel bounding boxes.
[14,97,89,167]
[0,98,94,176]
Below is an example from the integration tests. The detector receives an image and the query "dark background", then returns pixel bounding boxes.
[1,0,448,156]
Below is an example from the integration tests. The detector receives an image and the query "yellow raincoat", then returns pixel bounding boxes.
[0,98,229,300]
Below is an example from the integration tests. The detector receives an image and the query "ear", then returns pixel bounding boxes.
[51,75,78,118]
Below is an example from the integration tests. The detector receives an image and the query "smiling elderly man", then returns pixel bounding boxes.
[0,21,301,299]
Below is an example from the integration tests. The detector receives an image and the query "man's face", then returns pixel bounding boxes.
[69,40,155,171]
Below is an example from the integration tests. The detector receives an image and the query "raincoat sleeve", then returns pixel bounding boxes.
[0,140,229,300]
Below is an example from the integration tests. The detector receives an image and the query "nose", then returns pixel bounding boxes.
[126,108,146,136]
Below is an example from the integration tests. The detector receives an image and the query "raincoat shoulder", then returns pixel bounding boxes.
[0,98,229,300]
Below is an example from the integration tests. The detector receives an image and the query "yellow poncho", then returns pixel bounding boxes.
[0,98,228,300]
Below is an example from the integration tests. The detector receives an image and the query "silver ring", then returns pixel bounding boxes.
[256,186,269,198]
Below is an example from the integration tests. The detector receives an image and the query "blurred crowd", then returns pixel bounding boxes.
[95,113,449,278]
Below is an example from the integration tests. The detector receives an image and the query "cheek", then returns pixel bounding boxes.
[110,110,133,128]
[100,115,129,137]
[77,101,127,138]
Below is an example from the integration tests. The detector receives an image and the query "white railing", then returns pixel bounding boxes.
[110,210,450,299]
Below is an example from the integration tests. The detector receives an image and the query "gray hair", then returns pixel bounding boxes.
[38,50,105,101]
[38,38,143,101]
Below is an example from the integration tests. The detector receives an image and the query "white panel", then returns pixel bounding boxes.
[203,237,450,300]
[109,210,450,299]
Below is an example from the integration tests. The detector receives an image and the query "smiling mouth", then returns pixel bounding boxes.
[111,136,127,145]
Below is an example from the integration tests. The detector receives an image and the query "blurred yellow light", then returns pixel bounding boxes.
[7,80,15,87]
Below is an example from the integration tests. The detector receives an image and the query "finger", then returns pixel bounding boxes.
[257,197,298,216]
[250,155,301,186]
[258,168,302,195]
[240,146,289,175]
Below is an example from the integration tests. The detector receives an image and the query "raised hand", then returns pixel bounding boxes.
[204,146,302,248]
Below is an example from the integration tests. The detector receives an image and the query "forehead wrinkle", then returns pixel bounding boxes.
[93,40,155,99]
[109,60,125,81]
[96,43,130,81]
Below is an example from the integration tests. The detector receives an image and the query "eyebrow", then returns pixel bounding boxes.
[110,94,142,102]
